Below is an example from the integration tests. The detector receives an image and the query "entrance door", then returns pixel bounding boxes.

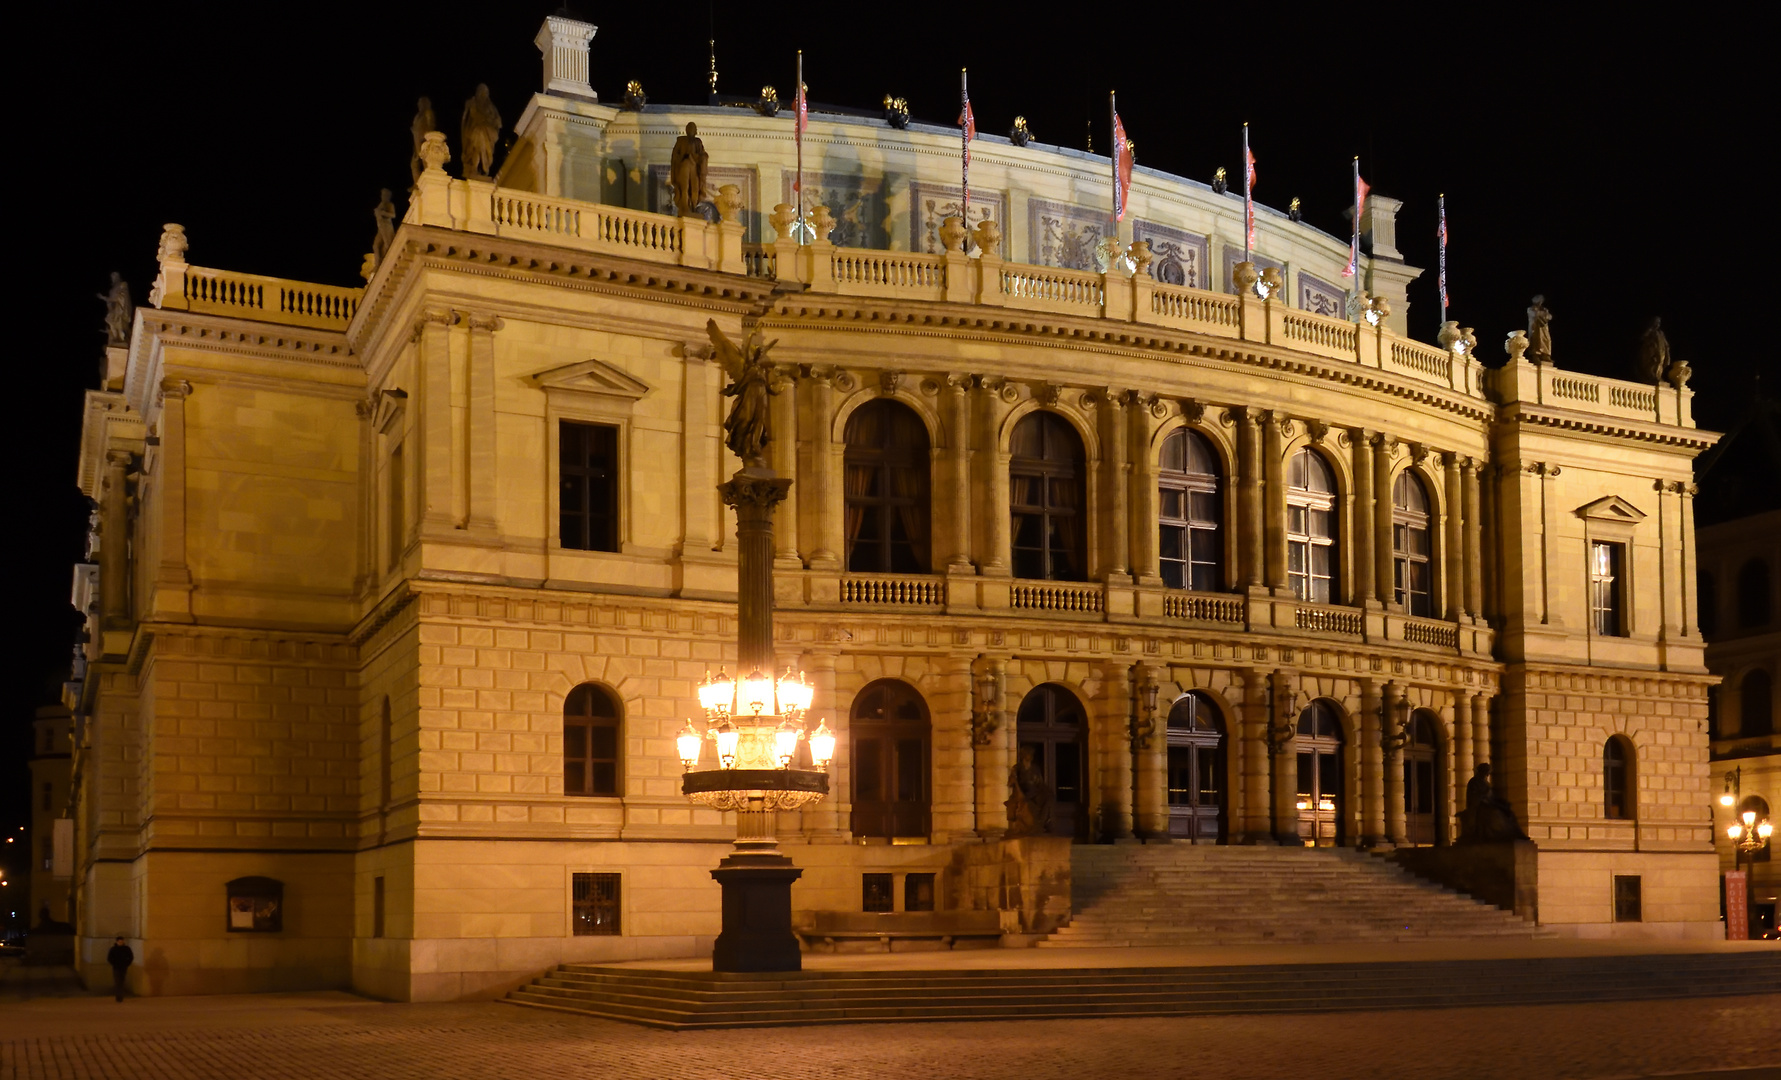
[1166,691,1225,843]
[1017,684,1086,840]
[850,680,930,839]
[1295,701,1345,847]
[1403,711,1439,846]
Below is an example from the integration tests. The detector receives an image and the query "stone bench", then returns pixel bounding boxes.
[796,910,1005,953]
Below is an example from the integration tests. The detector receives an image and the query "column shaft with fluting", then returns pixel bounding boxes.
[720,469,792,674]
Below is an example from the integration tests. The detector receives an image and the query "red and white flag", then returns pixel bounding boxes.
[1113,108,1133,221]
[792,52,808,206]
[1437,194,1450,315]
[1243,126,1257,254]
[960,69,976,219]
[1343,158,1370,279]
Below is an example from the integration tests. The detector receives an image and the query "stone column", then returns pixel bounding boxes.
[1383,682,1407,846]
[803,370,842,570]
[942,375,974,573]
[1236,410,1264,590]
[718,469,791,673]
[465,313,502,535]
[1240,668,1271,843]
[976,378,1012,575]
[1097,662,1135,840]
[100,448,132,627]
[1463,459,1484,619]
[1439,693,1461,845]
[770,367,800,567]
[1373,436,1395,606]
[153,380,194,621]
[801,648,843,838]
[971,656,1009,838]
[930,655,976,844]
[1453,690,1474,838]
[1350,429,1375,607]
[1359,678,1385,846]
[1128,395,1160,583]
[1262,412,1287,591]
[1133,665,1168,840]
[1471,693,1492,775]
[1270,671,1300,844]
[1443,452,1465,620]
[1098,391,1130,579]
[417,308,458,532]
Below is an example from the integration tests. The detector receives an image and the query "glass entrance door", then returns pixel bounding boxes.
[1403,711,1439,846]
[850,680,931,839]
[1017,684,1086,840]
[1295,701,1345,847]
[1165,692,1225,843]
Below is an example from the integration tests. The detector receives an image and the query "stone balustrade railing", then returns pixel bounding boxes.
[1010,580,1106,614]
[840,574,946,607]
[1162,591,1245,624]
[1496,350,1693,427]
[157,264,363,330]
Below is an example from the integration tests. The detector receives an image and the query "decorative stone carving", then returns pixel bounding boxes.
[1636,317,1670,383]
[714,184,744,225]
[1128,239,1154,277]
[407,97,436,183]
[877,371,902,396]
[622,80,647,110]
[1306,419,1330,444]
[1230,260,1259,294]
[156,224,188,267]
[669,123,709,216]
[882,95,910,130]
[460,84,502,180]
[1031,382,1063,407]
[767,203,798,241]
[96,273,132,346]
[1526,295,1553,364]
[1179,397,1206,424]
[1406,441,1430,466]
[1258,265,1285,299]
[707,319,779,466]
[754,85,780,117]
[1504,330,1530,364]
[831,369,858,393]
[1666,359,1693,389]
[937,215,968,253]
[970,669,1000,746]
[809,204,836,243]
[972,217,1003,256]
[372,189,396,266]
[418,131,450,174]
[1211,166,1228,195]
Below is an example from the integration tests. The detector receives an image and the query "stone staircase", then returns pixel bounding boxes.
[1038,844,1547,948]
[504,953,1781,1029]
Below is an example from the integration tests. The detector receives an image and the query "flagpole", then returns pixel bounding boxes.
[795,50,804,245]
[1243,122,1251,265]
[1351,157,1361,280]
[1109,90,1119,227]
[1438,193,1448,328]
[961,68,970,223]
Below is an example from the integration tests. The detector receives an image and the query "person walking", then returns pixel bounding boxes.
[106,936,133,1001]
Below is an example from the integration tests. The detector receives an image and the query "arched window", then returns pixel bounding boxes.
[850,680,931,839]
[1166,691,1226,843]
[1010,413,1086,581]
[1295,700,1345,846]
[1698,570,1718,638]
[1391,471,1433,617]
[1604,736,1634,820]
[1741,668,1774,738]
[844,400,931,573]
[1738,558,1772,629]
[1017,684,1087,839]
[564,684,622,797]
[1159,428,1223,592]
[1286,449,1337,604]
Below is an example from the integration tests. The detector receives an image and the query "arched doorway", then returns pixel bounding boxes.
[1166,691,1226,843]
[850,680,930,839]
[1295,700,1345,847]
[1403,710,1441,845]
[1016,683,1086,840]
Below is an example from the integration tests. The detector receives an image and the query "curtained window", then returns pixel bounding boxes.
[844,400,931,573]
[1286,449,1337,604]
[1010,413,1086,581]
[1159,428,1223,592]
[1392,471,1433,617]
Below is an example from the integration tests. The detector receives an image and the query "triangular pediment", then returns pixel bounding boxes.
[528,358,652,400]
[372,388,408,434]
[1574,495,1647,522]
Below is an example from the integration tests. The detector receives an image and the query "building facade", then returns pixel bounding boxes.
[27,705,74,929]
[64,18,1721,1000]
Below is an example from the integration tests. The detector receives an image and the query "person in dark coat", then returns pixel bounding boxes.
[106,936,133,1001]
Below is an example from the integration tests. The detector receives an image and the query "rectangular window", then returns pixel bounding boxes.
[560,421,620,552]
[904,873,936,913]
[1590,541,1624,637]
[862,873,894,913]
[1613,875,1642,922]
[387,441,405,572]
[373,876,385,939]
[571,872,621,935]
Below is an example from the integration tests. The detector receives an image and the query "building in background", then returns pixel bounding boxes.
[62,16,1722,1000]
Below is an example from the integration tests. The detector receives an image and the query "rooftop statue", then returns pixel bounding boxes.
[409,97,436,182]
[1526,295,1554,364]
[669,123,709,217]
[708,319,778,467]
[1636,317,1671,383]
[96,272,132,346]
[372,189,396,265]
[460,85,502,180]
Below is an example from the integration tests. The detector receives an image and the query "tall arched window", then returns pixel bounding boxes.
[1286,449,1337,604]
[1392,471,1433,617]
[1604,736,1634,820]
[1741,668,1774,738]
[844,400,931,573]
[1166,691,1226,843]
[1016,684,1087,839]
[564,684,622,797]
[850,680,931,839]
[1738,558,1772,629]
[1159,428,1223,592]
[1010,413,1086,581]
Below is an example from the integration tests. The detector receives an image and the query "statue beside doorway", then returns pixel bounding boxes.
[1004,747,1054,837]
[1458,762,1526,843]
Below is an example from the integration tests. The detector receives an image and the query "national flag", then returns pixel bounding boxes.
[792,52,807,202]
[1113,110,1133,221]
[1343,159,1370,279]
[1437,194,1450,314]
[960,69,975,219]
[1243,130,1257,253]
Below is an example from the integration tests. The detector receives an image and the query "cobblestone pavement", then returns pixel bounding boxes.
[2,991,1778,1080]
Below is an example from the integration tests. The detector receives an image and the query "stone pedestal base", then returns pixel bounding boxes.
[710,855,805,972]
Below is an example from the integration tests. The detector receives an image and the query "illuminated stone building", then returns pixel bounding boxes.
[65,17,1721,999]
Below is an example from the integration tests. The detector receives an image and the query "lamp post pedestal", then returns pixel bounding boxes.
[711,819,804,972]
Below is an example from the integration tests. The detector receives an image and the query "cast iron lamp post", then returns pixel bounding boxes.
[675,320,835,972]
[1720,767,1773,938]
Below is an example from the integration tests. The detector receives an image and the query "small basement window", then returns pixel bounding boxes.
[572,872,621,935]
[862,873,894,913]
[1613,875,1642,923]
[904,873,936,913]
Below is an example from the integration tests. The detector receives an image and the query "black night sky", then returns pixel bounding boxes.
[4,4,1772,851]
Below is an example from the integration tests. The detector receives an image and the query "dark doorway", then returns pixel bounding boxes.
[850,680,931,839]
[1295,700,1345,847]
[1017,683,1087,840]
[1166,691,1226,843]
[1403,710,1441,845]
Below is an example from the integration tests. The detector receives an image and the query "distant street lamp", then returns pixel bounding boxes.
[1720,766,1773,938]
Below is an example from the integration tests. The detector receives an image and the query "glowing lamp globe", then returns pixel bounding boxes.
[713,721,739,769]
[739,670,774,716]
[808,720,836,770]
[676,721,703,771]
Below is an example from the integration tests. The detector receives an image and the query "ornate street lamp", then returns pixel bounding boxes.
[678,319,834,973]
[1719,766,1773,939]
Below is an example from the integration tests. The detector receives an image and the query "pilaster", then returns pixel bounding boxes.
[464,313,502,537]
[1350,428,1376,608]
[1360,677,1385,847]
[971,656,1009,839]
[151,380,193,622]
[1097,661,1135,840]
[1262,411,1287,591]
